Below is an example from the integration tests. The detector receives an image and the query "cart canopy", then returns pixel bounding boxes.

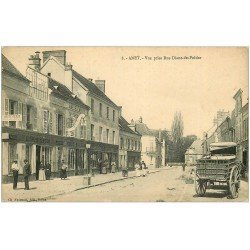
[209,142,237,155]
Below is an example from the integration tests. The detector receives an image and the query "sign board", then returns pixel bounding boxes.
[2,114,22,121]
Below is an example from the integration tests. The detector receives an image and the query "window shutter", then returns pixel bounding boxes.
[33,107,37,131]
[43,110,48,133]
[55,113,58,135]
[49,112,53,134]
[63,115,66,136]
[3,98,9,126]
[22,104,27,129]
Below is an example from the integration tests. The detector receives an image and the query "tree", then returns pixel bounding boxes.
[171,112,184,162]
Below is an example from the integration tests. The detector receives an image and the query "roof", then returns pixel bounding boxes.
[72,69,118,108]
[119,117,141,136]
[2,54,29,82]
[48,77,90,110]
[185,139,203,155]
[134,122,151,135]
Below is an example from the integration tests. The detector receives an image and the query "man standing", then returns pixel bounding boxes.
[23,159,31,190]
[11,159,20,190]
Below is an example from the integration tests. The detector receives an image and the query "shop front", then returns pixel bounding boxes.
[87,141,119,175]
[2,127,87,183]
[127,151,141,170]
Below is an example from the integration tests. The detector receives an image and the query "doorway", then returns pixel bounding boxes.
[36,145,41,180]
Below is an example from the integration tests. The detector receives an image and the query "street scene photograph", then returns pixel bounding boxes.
[1,46,249,202]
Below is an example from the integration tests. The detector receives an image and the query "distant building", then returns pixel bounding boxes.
[213,110,230,127]
[133,117,166,168]
[118,116,141,170]
[185,139,203,165]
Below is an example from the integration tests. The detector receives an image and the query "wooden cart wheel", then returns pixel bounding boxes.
[229,166,240,199]
[195,174,207,196]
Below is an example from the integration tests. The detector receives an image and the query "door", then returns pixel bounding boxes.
[36,145,41,180]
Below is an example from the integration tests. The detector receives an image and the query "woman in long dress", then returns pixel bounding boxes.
[39,163,46,181]
[60,160,68,179]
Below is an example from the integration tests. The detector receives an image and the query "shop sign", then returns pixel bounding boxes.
[2,114,22,121]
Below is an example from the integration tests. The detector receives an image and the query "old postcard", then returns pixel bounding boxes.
[1,47,248,202]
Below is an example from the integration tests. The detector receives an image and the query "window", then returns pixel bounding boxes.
[113,110,115,121]
[56,114,64,136]
[135,141,137,150]
[106,129,109,143]
[106,107,109,119]
[91,98,94,114]
[26,105,31,129]
[99,103,102,117]
[99,127,103,142]
[91,124,95,141]
[68,149,75,169]
[112,131,115,144]
[80,119,87,139]
[128,139,130,149]
[9,100,18,128]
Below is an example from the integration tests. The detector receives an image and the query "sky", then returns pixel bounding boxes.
[2,47,248,138]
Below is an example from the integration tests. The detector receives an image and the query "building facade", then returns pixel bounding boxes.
[39,50,120,173]
[2,54,90,183]
[185,139,203,165]
[133,117,165,168]
[119,116,141,170]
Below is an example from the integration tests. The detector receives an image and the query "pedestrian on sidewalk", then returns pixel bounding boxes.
[45,161,51,180]
[23,159,31,190]
[60,160,68,180]
[98,159,102,174]
[102,160,108,174]
[111,161,116,173]
[121,165,128,177]
[135,162,141,177]
[39,162,46,181]
[182,163,186,172]
[141,161,147,177]
[11,159,20,190]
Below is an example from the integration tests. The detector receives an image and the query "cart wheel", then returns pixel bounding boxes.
[195,175,207,196]
[229,166,240,199]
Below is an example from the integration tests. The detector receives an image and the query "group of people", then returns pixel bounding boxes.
[135,161,148,177]
[38,161,52,181]
[11,159,31,190]
[96,159,117,175]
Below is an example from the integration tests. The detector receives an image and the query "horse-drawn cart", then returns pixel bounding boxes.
[195,142,241,199]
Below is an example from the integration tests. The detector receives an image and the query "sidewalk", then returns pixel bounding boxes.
[2,169,159,202]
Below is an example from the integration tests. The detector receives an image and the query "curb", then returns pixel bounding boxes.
[44,170,160,201]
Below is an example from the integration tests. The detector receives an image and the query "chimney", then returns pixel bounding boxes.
[42,50,67,65]
[128,119,136,132]
[28,51,41,71]
[95,80,105,93]
[88,78,93,82]
[139,116,143,123]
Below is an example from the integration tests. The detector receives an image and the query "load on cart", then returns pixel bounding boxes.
[195,142,242,199]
